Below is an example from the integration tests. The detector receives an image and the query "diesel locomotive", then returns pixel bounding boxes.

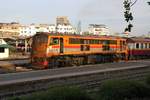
[31,32,150,69]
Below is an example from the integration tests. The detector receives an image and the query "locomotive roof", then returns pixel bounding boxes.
[35,32,124,40]
[127,37,150,43]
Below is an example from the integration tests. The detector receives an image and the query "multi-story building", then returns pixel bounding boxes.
[88,24,110,36]
[19,24,36,36]
[56,24,76,34]
[56,16,77,34]
[36,24,56,33]
[0,22,20,37]
[19,24,56,36]
[56,16,70,25]
[19,16,78,36]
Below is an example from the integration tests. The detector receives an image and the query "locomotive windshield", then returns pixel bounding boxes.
[33,34,48,45]
[50,38,59,45]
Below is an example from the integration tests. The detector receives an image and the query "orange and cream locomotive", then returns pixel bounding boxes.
[31,32,128,69]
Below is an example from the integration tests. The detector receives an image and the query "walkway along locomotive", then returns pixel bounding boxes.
[31,32,128,69]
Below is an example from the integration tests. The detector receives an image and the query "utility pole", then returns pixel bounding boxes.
[123,0,137,34]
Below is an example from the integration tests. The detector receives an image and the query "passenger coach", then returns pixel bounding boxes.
[127,37,150,59]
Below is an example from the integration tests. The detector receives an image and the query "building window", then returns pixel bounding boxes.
[141,43,144,49]
[145,43,148,48]
[0,47,5,53]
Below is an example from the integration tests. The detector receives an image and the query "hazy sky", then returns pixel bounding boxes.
[0,0,149,35]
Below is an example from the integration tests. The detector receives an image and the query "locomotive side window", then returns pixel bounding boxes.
[80,39,84,44]
[80,39,101,44]
[93,40,100,44]
[84,40,90,44]
[69,38,102,44]
[102,40,109,45]
[109,40,117,44]
[50,38,59,45]
[80,39,90,44]
[69,38,80,44]
[136,43,139,49]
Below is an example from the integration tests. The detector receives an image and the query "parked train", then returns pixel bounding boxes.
[127,37,150,59]
[31,32,150,69]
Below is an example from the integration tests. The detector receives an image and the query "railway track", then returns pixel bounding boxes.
[0,60,148,83]
[0,60,150,99]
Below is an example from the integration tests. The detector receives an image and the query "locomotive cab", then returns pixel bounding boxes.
[48,36,64,54]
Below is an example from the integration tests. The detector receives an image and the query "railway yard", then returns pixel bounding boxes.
[0,59,150,99]
[0,1,149,99]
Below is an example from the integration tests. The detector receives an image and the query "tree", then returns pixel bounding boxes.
[123,0,137,33]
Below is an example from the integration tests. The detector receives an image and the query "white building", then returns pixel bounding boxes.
[0,39,9,58]
[19,24,36,36]
[47,24,56,33]
[19,16,77,36]
[36,24,56,33]
[56,24,76,34]
[88,24,110,36]
[56,16,77,34]
[19,24,56,36]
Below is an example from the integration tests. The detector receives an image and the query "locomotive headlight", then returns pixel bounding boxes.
[47,46,52,53]
[49,46,52,49]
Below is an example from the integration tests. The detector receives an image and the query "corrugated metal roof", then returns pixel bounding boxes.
[127,37,150,43]
[0,44,14,48]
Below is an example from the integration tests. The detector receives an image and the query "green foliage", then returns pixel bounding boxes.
[123,0,134,32]
[9,86,92,100]
[9,75,150,100]
[145,74,150,85]
[45,86,92,100]
[98,80,150,100]
[9,97,21,100]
